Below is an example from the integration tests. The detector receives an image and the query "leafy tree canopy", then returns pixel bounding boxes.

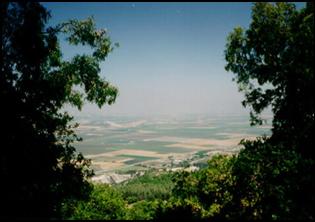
[225,2,314,157]
[1,2,118,219]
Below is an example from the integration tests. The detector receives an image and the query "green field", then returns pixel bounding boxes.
[75,115,271,154]
[73,114,272,173]
[118,155,159,165]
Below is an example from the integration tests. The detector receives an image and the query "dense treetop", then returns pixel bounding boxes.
[225,2,314,158]
[1,2,118,219]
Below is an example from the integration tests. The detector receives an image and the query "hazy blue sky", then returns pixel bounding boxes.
[43,2,304,117]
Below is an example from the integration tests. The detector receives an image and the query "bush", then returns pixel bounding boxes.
[168,154,235,220]
[228,137,315,220]
[116,171,174,203]
[61,184,127,220]
[125,200,159,220]
[165,145,315,220]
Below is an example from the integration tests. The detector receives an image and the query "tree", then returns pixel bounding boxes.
[1,2,118,219]
[228,137,314,220]
[224,2,314,158]
[162,155,235,220]
[224,2,315,220]
[61,184,127,220]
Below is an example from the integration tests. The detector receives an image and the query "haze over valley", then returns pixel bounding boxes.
[72,113,272,183]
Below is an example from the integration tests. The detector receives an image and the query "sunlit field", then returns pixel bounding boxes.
[73,114,272,174]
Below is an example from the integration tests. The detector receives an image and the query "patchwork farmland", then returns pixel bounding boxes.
[72,114,272,182]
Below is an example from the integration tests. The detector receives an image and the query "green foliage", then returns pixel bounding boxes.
[154,197,203,220]
[161,146,314,220]
[168,155,235,220]
[50,16,119,109]
[228,138,315,220]
[225,2,314,158]
[179,159,190,168]
[125,200,159,220]
[223,2,314,220]
[1,2,118,219]
[61,171,174,220]
[60,149,314,220]
[116,171,174,203]
[61,184,127,220]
